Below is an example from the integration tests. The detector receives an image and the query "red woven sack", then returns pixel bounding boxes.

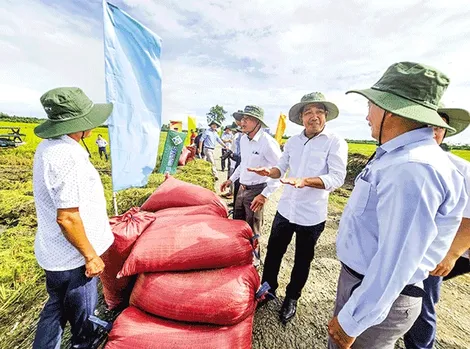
[100,207,156,310]
[130,265,260,325]
[178,146,191,166]
[140,176,227,212]
[105,306,254,349]
[118,216,255,277]
[153,203,227,220]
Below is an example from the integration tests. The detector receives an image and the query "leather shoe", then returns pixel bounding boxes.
[280,298,297,323]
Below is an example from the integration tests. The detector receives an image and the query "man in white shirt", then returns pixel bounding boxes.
[249,92,348,323]
[220,105,282,257]
[95,134,108,161]
[32,87,114,349]
[404,105,470,349]
[221,126,234,172]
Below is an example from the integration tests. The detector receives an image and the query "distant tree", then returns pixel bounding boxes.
[206,105,227,125]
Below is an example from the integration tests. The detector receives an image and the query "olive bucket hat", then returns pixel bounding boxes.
[35,87,113,139]
[438,103,470,138]
[346,62,454,132]
[288,92,339,126]
[232,105,267,127]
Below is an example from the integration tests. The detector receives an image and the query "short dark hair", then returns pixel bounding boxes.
[300,103,327,114]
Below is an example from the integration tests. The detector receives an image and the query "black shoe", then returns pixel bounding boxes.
[280,298,297,324]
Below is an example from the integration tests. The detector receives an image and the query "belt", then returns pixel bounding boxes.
[240,182,267,190]
[342,263,426,298]
[204,146,214,150]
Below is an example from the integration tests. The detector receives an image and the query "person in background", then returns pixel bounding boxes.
[198,120,227,180]
[96,134,108,161]
[404,105,470,349]
[249,92,348,324]
[32,87,114,348]
[190,129,197,145]
[221,126,234,172]
[194,129,204,158]
[328,62,467,349]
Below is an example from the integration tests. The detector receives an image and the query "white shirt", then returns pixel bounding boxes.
[221,132,233,147]
[33,135,114,271]
[275,128,348,226]
[230,132,241,169]
[447,152,470,259]
[96,138,108,148]
[230,130,282,198]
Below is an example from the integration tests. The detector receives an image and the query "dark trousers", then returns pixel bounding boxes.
[262,211,325,300]
[221,148,228,170]
[233,180,240,207]
[98,147,108,161]
[33,265,98,349]
[233,183,266,238]
[404,256,470,349]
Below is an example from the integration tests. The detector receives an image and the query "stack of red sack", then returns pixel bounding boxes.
[101,177,260,349]
[178,145,197,166]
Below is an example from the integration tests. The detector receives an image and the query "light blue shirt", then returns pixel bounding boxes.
[336,127,468,337]
[200,129,224,149]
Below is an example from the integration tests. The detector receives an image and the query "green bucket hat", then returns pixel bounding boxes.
[438,103,470,137]
[288,92,339,126]
[229,121,241,132]
[208,119,221,127]
[232,105,267,127]
[346,62,454,132]
[35,87,113,139]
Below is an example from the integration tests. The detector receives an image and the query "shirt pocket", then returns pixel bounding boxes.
[307,151,327,172]
[346,178,372,216]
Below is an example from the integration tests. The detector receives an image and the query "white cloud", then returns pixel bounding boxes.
[1,0,470,144]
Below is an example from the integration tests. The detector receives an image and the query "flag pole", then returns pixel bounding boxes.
[113,191,118,216]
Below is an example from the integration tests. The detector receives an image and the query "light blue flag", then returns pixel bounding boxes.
[103,1,162,191]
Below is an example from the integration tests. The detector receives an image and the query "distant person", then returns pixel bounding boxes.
[194,130,204,158]
[198,120,227,180]
[32,87,114,348]
[221,126,234,171]
[249,92,348,324]
[404,105,470,349]
[96,134,108,161]
[328,62,467,349]
[190,129,197,145]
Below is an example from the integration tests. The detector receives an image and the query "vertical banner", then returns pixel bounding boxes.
[158,130,187,174]
[274,113,286,144]
[169,120,182,132]
[185,116,197,145]
[103,1,162,191]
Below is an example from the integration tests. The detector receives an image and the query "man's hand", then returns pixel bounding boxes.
[280,177,305,188]
[328,316,355,349]
[250,194,267,212]
[430,252,459,277]
[247,167,271,177]
[220,180,232,192]
[85,255,105,278]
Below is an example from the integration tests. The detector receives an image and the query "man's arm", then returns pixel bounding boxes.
[57,208,104,277]
[260,138,282,198]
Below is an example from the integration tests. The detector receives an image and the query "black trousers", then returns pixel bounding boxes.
[221,149,228,170]
[262,211,325,300]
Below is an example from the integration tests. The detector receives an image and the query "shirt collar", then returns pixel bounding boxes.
[55,135,89,158]
[299,125,329,141]
[249,129,263,142]
[377,127,434,158]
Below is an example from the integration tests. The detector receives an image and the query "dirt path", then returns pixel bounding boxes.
[213,149,470,349]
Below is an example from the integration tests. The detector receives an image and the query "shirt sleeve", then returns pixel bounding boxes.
[261,137,282,198]
[217,135,225,147]
[200,132,207,142]
[318,137,348,191]
[337,163,447,337]
[273,138,290,176]
[48,155,81,209]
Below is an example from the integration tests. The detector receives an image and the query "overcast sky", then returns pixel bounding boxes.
[1,0,469,143]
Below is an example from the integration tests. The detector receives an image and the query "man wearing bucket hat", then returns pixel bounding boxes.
[198,119,227,179]
[248,92,348,323]
[327,62,468,349]
[32,87,114,348]
[220,125,234,172]
[220,105,282,257]
[404,105,470,349]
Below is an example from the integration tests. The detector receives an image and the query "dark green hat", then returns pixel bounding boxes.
[232,105,267,127]
[208,119,221,127]
[229,121,241,131]
[438,103,470,137]
[288,92,339,126]
[346,62,454,132]
[35,87,113,139]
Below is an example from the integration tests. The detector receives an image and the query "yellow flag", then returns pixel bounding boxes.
[274,113,286,144]
[184,116,197,145]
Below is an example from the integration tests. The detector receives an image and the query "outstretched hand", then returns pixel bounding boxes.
[247,167,271,177]
[280,177,305,188]
[220,180,232,193]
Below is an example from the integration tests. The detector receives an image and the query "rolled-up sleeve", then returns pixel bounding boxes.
[318,137,348,191]
[337,163,445,337]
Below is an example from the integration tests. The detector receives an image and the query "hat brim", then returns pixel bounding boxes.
[35,103,113,139]
[288,101,339,126]
[346,88,455,132]
[439,108,470,137]
[232,112,267,127]
[208,121,221,127]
